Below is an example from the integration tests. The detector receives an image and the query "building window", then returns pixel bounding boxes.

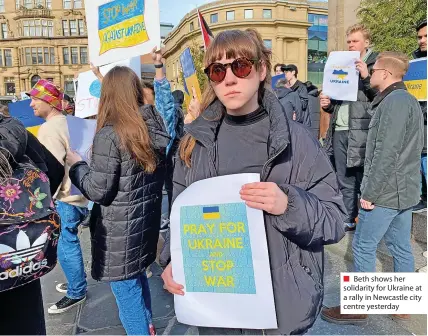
[263,9,272,19]
[46,0,51,8]
[189,22,194,31]
[63,0,71,9]
[308,13,328,86]
[50,47,55,64]
[63,47,69,64]
[0,0,4,12]
[74,0,82,8]
[78,19,85,35]
[24,0,33,8]
[210,13,218,24]
[31,47,37,64]
[70,20,77,36]
[62,20,69,36]
[22,19,54,37]
[5,78,15,96]
[25,47,31,65]
[263,39,272,50]
[31,75,41,88]
[244,9,253,19]
[35,0,43,7]
[16,0,20,10]
[80,47,87,64]
[226,11,234,21]
[71,47,78,64]
[64,76,74,96]
[37,47,43,64]
[1,23,7,39]
[4,49,12,67]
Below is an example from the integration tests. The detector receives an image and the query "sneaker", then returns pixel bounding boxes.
[321,306,368,325]
[48,296,86,314]
[56,283,68,294]
[413,201,427,213]
[344,223,356,232]
[160,217,170,233]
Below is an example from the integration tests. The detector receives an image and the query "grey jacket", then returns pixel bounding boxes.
[275,87,310,126]
[361,82,424,209]
[173,89,346,334]
[324,51,378,167]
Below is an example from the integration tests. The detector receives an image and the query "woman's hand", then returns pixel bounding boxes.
[66,149,82,167]
[150,46,163,66]
[240,182,288,215]
[187,87,202,120]
[161,263,184,296]
[91,63,103,82]
[355,59,369,79]
[320,93,331,109]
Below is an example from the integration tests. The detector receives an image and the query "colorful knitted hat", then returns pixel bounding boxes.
[27,79,64,111]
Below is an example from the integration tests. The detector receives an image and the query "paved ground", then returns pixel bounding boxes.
[42,197,427,335]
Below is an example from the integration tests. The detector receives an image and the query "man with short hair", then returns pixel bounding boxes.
[322,52,424,325]
[28,80,88,314]
[320,24,378,232]
[413,20,427,212]
[282,64,309,114]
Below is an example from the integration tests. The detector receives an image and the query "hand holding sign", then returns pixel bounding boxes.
[355,59,369,79]
[161,264,185,296]
[320,93,331,109]
[187,87,202,120]
[240,182,289,215]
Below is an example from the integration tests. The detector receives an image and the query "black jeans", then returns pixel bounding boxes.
[0,279,46,335]
[333,130,363,223]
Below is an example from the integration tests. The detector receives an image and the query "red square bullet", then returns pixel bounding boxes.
[343,276,350,282]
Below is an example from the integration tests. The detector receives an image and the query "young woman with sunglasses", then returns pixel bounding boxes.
[161,29,346,335]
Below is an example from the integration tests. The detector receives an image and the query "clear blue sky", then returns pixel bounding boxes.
[159,0,215,26]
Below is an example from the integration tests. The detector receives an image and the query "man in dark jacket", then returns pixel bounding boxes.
[281,64,309,113]
[413,20,427,212]
[322,52,424,325]
[305,81,321,139]
[275,79,308,126]
[320,24,378,232]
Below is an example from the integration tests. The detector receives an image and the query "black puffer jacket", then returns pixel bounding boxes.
[307,87,321,139]
[324,51,378,167]
[173,89,346,334]
[69,105,169,281]
[0,115,64,195]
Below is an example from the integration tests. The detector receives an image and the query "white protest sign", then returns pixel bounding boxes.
[74,57,141,119]
[170,174,277,330]
[66,115,97,195]
[322,51,360,102]
[85,0,160,66]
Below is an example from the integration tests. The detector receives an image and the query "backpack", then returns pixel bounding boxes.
[0,162,60,292]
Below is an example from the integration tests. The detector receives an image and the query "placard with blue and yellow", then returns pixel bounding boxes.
[180,48,202,108]
[98,0,149,55]
[404,57,427,102]
[8,100,44,136]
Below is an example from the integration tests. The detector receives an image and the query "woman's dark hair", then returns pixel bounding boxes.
[142,80,154,93]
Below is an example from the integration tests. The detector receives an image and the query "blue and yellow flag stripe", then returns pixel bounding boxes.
[203,206,220,220]
[404,58,427,101]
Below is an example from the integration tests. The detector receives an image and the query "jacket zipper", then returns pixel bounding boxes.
[261,144,288,181]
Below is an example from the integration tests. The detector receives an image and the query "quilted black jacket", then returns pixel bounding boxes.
[69,105,169,281]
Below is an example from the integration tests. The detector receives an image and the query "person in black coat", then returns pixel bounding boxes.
[66,66,169,336]
[305,81,321,139]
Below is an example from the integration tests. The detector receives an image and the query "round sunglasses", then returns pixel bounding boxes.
[204,57,258,83]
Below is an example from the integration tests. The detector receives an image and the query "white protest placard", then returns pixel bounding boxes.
[170,174,277,330]
[322,51,360,102]
[74,57,141,119]
[85,0,160,66]
[66,115,97,195]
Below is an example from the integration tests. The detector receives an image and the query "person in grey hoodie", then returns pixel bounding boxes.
[274,79,309,126]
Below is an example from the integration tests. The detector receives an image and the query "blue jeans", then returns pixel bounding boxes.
[353,206,414,273]
[421,154,427,192]
[56,201,88,299]
[110,273,153,335]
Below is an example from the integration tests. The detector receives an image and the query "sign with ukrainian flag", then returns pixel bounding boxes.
[8,100,44,136]
[180,48,202,110]
[404,58,427,102]
[170,174,277,329]
[85,0,160,66]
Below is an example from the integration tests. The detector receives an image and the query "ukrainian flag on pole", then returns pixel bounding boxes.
[404,58,427,101]
[180,48,202,108]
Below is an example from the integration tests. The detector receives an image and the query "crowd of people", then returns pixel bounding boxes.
[0,18,426,336]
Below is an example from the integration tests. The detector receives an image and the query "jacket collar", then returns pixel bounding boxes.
[185,88,291,158]
[372,81,407,108]
[413,48,427,59]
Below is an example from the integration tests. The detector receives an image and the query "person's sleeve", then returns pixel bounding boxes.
[291,93,303,123]
[154,77,176,152]
[69,131,121,206]
[268,147,346,248]
[172,155,188,203]
[298,85,309,111]
[0,118,27,161]
[361,98,409,203]
[37,127,66,166]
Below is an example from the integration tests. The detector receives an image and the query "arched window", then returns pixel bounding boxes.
[31,74,41,87]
